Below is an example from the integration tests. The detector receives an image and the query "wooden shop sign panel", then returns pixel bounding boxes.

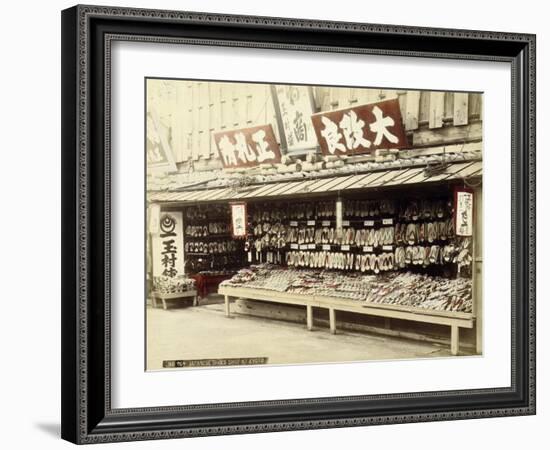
[272,85,318,152]
[311,98,408,156]
[214,124,282,169]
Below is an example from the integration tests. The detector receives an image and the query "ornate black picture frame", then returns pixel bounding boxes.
[61,4,536,444]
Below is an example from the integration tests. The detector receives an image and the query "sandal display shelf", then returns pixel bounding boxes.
[218,285,474,355]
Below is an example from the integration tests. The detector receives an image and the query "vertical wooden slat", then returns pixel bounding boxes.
[248,84,266,126]
[245,84,253,125]
[397,91,407,124]
[172,83,186,163]
[182,83,193,161]
[220,83,230,130]
[318,86,331,111]
[453,92,469,126]
[418,91,430,124]
[428,91,445,129]
[198,82,210,159]
[238,83,247,126]
[191,82,200,160]
[209,83,220,158]
[209,83,221,131]
[354,86,370,105]
[328,87,338,110]
[231,83,240,127]
[366,89,380,105]
[468,93,482,119]
[404,91,421,130]
[444,92,454,121]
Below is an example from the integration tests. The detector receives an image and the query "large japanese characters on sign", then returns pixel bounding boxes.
[311,98,407,156]
[214,124,282,169]
[152,212,185,278]
[272,85,318,152]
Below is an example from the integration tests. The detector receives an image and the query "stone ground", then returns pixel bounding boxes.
[146,301,460,370]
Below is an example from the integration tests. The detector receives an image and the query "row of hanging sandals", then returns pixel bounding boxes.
[253,220,455,248]
[285,241,469,272]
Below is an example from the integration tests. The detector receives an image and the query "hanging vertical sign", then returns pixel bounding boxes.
[146,111,178,173]
[272,85,318,152]
[454,188,474,236]
[335,198,343,231]
[152,212,184,277]
[311,98,407,156]
[230,202,248,238]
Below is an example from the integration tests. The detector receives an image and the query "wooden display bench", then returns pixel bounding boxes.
[151,290,198,310]
[218,285,474,356]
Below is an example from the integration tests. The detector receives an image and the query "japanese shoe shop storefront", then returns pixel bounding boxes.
[147,81,482,356]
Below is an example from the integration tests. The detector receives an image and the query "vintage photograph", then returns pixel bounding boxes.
[145,79,482,370]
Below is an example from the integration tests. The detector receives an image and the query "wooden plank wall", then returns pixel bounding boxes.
[146,79,483,164]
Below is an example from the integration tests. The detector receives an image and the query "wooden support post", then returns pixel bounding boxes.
[162,298,167,310]
[473,186,483,355]
[152,296,157,309]
[193,296,198,307]
[451,325,459,355]
[329,308,336,334]
[224,295,231,317]
[306,305,313,331]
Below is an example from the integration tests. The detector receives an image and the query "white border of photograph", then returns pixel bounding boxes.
[111,41,511,409]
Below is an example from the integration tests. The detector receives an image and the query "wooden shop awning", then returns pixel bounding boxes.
[148,160,482,205]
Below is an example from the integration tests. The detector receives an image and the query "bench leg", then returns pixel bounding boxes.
[152,296,157,308]
[224,295,230,317]
[193,295,198,307]
[451,325,459,355]
[306,305,313,331]
[162,298,167,310]
[329,308,336,334]
[384,318,391,329]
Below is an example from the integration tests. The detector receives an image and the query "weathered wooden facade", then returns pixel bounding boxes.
[147,79,482,172]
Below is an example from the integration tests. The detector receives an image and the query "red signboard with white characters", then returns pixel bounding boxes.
[311,98,408,156]
[214,124,282,169]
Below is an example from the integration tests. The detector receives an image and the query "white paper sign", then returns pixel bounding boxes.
[455,190,474,236]
[273,85,317,152]
[230,203,247,238]
[152,212,184,278]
